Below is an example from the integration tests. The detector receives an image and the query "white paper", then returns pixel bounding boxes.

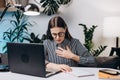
[67,68,94,77]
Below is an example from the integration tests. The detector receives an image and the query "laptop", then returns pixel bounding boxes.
[7,42,61,78]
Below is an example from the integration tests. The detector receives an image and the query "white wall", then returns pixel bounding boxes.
[27,0,120,56]
[1,0,120,56]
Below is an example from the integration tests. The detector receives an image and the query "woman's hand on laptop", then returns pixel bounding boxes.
[46,63,72,72]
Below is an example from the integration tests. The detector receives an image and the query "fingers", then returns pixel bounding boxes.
[66,45,70,51]
[55,49,63,56]
[56,49,63,53]
[59,64,72,72]
[46,63,72,73]
[57,47,64,51]
[55,47,64,55]
[55,46,73,59]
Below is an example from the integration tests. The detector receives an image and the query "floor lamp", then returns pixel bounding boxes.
[103,16,120,57]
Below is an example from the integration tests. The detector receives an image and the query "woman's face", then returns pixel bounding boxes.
[50,27,66,44]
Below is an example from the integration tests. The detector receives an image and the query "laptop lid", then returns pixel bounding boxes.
[7,42,46,77]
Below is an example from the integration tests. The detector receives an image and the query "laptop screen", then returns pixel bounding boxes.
[7,42,46,77]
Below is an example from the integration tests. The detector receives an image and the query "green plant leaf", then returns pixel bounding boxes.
[79,23,107,56]
[91,45,107,56]
[2,10,32,53]
[40,0,71,15]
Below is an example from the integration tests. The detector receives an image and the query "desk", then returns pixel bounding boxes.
[0,67,111,80]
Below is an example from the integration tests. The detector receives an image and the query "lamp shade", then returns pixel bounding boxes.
[103,16,120,38]
[24,3,40,16]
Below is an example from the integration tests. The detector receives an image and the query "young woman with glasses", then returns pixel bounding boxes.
[43,16,96,72]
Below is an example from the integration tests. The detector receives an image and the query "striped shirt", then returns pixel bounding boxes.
[43,38,96,67]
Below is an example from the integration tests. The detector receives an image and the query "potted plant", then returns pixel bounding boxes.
[2,10,33,53]
[79,23,107,56]
[24,32,47,43]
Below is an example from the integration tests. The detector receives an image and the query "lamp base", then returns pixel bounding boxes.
[109,47,120,57]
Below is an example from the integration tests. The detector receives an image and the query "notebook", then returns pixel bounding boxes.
[7,42,60,78]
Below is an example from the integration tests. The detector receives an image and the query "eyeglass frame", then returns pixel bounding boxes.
[51,32,65,38]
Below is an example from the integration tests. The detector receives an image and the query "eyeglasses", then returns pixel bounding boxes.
[51,32,65,38]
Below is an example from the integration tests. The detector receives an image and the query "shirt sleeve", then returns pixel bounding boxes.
[43,40,50,65]
[75,39,97,66]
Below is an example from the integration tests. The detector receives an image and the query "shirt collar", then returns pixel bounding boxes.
[53,39,70,47]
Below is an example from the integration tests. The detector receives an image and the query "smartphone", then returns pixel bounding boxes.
[99,69,119,75]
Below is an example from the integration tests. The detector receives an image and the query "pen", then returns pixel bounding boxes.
[78,74,95,77]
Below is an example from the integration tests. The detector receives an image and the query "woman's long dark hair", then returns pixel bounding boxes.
[46,16,73,40]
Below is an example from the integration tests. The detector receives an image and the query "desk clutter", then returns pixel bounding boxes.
[98,69,120,79]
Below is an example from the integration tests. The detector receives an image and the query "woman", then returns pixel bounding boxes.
[43,16,96,72]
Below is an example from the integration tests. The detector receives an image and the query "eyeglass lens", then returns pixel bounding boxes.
[52,32,65,38]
